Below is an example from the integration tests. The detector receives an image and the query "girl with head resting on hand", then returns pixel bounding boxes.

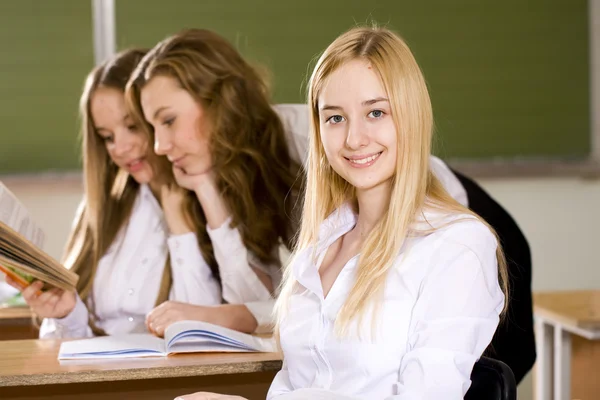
[176,26,508,400]
[126,29,302,336]
[5,49,222,338]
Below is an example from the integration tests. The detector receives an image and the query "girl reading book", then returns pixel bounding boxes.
[6,49,223,337]
[176,26,508,400]
[126,29,303,336]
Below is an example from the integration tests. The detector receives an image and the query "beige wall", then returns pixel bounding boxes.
[3,175,600,399]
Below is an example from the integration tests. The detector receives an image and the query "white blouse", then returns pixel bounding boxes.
[268,204,504,399]
[39,183,275,338]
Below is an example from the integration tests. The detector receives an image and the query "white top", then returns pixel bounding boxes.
[40,184,277,338]
[268,204,504,400]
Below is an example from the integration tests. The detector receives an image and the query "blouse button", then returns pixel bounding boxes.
[128,288,134,295]
[141,257,148,265]
[176,257,184,266]
[128,317,134,322]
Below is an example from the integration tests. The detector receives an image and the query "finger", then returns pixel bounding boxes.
[32,287,61,307]
[21,281,44,302]
[44,288,63,310]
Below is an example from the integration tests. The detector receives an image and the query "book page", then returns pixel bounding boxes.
[0,220,78,290]
[165,320,277,354]
[0,182,45,248]
[58,334,166,359]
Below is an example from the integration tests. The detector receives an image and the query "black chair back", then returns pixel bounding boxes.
[464,356,517,400]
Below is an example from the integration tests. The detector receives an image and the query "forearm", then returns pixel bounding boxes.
[206,304,258,334]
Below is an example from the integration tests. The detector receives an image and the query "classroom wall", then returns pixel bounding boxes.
[3,174,600,400]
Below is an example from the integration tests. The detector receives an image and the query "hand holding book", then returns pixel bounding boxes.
[4,276,76,319]
[0,181,78,294]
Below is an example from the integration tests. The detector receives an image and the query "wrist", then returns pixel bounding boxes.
[164,213,193,235]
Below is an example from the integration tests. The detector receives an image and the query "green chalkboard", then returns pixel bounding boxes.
[0,0,590,174]
[0,0,94,174]
[116,0,590,161]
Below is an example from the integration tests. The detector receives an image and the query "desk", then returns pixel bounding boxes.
[0,307,38,340]
[0,339,282,400]
[534,290,600,400]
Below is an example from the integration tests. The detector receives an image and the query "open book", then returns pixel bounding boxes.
[0,181,78,291]
[58,320,277,359]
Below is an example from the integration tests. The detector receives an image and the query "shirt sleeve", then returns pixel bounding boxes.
[167,232,222,305]
[207,218,274,304]
[39,293,93,339]
[244,299,276,333]
[388,221,505,400]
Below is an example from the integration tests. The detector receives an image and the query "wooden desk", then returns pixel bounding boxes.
[0,339,283,400]
[534,290,600,400]
[0,307,38,340]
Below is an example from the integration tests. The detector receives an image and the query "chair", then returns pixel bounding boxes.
[464,356,517,400]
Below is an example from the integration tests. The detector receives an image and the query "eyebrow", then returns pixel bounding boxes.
[152,106,169,120]
[320,97,389,111]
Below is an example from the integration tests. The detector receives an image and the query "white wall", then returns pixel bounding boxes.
[3,175,600,399]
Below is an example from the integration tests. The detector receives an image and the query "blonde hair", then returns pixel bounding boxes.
[62,49,172,334]
[276,26,508,337]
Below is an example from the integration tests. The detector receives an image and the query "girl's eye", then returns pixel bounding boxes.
[163,117,175,127]
[326,115,345,124]
[368,110,384,118]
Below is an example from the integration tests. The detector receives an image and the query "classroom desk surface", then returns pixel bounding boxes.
[0,306,38,341]
[534,290,600,330]
[533,290,600,400]
[0,338,283,387]
[0,306,32,320]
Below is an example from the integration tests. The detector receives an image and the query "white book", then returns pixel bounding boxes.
[58,320,277,359]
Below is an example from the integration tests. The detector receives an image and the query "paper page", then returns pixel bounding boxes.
[165,320,277,354]
[58,333,166,359]
[0,182,45,248]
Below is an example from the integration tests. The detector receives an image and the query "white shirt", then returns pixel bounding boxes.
[40,184,274,338]
[268,204,504,400]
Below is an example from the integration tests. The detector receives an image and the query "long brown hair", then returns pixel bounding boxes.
[62,49,173,334]
[126,29,301,269]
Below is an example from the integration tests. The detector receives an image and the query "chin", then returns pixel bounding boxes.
[131,170,154,185]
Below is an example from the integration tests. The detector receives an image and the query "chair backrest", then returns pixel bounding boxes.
[464,356,517,400]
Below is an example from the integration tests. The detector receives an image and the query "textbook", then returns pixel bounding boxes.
[58,320,277,359]
[0,181,78,291]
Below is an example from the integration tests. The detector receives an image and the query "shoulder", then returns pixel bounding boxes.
[406,212,499,276]
[429,213,497,256]
[273,103,309,165]
[429,155,468,207]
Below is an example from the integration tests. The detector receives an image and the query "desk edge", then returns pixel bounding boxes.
[0,359,283,387]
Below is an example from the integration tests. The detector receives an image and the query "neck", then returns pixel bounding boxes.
[353,181,392,238]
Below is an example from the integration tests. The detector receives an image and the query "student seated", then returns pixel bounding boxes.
[277,104,535,384]
[126,29,303,336]
[6,49,222,338]
[176,26,508,400]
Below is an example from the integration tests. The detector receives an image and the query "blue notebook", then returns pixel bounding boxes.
[58,320,277,359]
